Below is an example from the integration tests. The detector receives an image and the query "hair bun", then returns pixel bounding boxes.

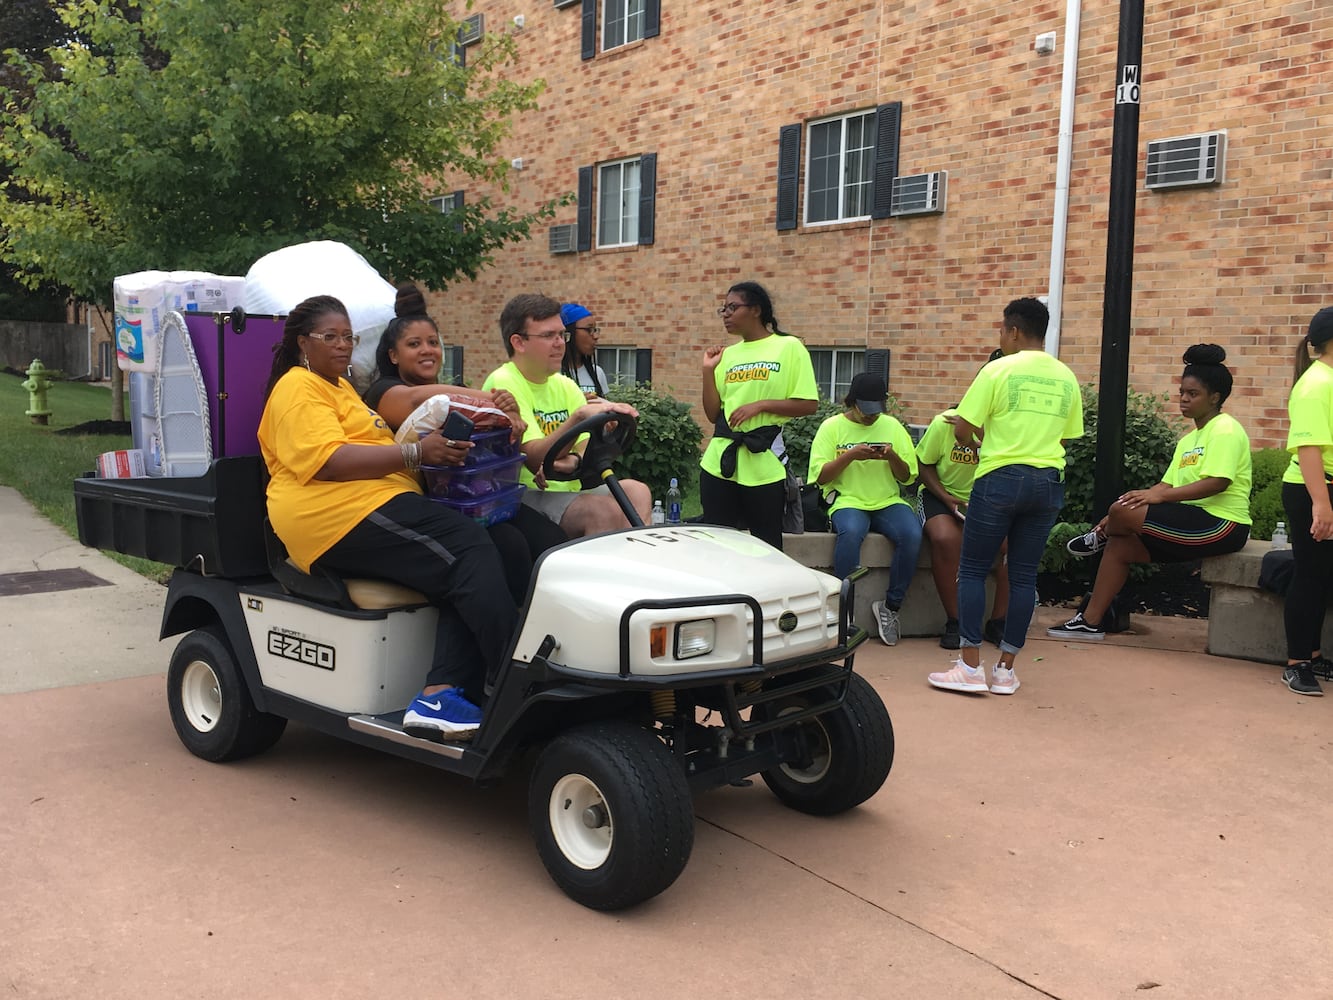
[394,282,428,319]
[1183,343,1226,366]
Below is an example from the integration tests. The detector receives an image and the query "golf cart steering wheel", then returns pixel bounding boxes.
[541,409,642,527]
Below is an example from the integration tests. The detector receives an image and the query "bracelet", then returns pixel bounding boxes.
[400,441,421,473]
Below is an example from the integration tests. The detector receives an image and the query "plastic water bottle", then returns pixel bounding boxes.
[666,478,682,525]
[1272,521,1288,550]
[651,500,665,526]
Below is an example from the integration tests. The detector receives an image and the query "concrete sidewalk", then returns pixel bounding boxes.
[2,487,1329,1000]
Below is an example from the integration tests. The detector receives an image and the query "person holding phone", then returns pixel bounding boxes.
[807,373,921,645]
[364,283,567,600]
[259,295,516,740]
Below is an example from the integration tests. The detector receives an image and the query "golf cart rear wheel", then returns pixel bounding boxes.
[760,672,894,816]
[529,721,694,910]
[167,626,286,762]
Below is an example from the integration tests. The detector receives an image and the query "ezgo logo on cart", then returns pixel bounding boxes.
[267,629,335,671]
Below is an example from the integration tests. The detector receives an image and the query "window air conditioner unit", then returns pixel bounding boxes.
[549,224,577,254]
[890,171,947,216]
[458,13,484,45]
[1145,130,1226,190]
[554,0,580,7]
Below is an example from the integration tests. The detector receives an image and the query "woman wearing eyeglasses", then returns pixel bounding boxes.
[700,280,819,550]
[258,294,518,742]
[559,302,609,399]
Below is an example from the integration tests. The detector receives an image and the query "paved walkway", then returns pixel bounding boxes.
[2,486,1329,1000]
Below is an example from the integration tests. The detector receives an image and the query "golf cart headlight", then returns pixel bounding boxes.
[674,619,715,659]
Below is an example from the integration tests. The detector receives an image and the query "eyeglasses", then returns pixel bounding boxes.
[716,303,749,316]
[306,330,361,346]
[571,325,601,336]
[520,329,570,343]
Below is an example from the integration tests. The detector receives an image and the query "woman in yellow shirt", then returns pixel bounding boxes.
[258,295,517,741]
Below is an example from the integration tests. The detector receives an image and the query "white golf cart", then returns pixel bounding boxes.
[75,410,894,909]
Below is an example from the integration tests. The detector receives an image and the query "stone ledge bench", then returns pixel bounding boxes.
[782,532,1002,640]
[1200,539,1320,665]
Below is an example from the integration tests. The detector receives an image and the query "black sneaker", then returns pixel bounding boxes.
[1046,612,1106,641]
[940,618,961,650]
[1310,656,1333,681]
[983,617,1006,647]
[1283,662,1324,696]
[1066,528,1107,557]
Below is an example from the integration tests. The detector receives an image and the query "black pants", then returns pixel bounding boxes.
[488,505,568,604]
[315,493,518,698]
[1282,481,1333,661]
[699,470,786,550]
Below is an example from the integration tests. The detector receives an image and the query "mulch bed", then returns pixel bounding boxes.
[1038,560,1209,619]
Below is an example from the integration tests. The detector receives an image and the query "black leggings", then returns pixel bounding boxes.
[699,470,786,550]
[315,493,518,698]
[1281,481,1333,661]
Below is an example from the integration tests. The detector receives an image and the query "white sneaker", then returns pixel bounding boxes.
[927,658,989,693]
[989,665,1020,695]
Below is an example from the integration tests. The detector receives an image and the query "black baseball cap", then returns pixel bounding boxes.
[849,372,887,415]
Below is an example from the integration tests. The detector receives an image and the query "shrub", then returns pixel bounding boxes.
[1248,447,1290,542]
[604,381,703,500]
[1250,447,1290,497]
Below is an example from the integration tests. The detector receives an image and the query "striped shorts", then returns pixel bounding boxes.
[1139,501,1249,562]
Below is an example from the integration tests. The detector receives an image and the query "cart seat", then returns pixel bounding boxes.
[264,519,428,611]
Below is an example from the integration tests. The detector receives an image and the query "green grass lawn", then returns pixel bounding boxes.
[0,371,170,580]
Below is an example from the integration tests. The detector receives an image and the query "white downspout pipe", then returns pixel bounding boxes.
[1046,0,1083,358]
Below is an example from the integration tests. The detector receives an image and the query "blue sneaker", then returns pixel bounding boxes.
[403,687,483,740]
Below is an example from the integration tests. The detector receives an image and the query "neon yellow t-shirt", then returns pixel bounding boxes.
[1163,413,1252,524]
[807,412,918,516]
[915,408,981,503]
[483,361,587,493]
[1283,360,1333,484]
[956,350,1083,479]
[258,368,420,573]
[700,334,819,487]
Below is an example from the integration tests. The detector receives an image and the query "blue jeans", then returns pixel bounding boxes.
[957,466,1064,654]
[831,503,923,609]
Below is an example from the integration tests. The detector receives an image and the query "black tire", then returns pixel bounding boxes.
[760,672,894,816]
[166,627,286,762]
[529,721,694,910]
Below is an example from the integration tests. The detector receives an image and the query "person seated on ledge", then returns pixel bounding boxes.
[258,294,516,741]
[1048,344,1252,642]
[915,352,1011,650]
[483,293,651,538]
[364,282,567,602]
[807,372,921,646]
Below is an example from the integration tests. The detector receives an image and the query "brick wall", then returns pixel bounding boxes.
[432,0,1333,451]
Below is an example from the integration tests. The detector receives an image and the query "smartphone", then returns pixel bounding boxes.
[440,410,475,441]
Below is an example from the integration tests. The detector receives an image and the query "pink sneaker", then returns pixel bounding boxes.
[927,659,989,693]
[989,665,1020,695]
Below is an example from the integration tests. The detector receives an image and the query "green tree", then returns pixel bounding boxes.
[0,0,559,305]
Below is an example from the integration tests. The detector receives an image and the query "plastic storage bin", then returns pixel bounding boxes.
[429,483,525,528]
[421,453,524,500]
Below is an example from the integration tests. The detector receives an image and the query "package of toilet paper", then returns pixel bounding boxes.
[114,270,246,373]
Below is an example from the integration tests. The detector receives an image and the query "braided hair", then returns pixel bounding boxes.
[264,295,350,399]
[375,282,438,379]
[728,281,787,335]
[1181,343,1233,407]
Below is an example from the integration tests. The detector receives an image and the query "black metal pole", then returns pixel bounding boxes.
[1093,0,1146,519]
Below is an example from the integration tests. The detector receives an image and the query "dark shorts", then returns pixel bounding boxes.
[921,491,960,524]
[1139,502,1250,562]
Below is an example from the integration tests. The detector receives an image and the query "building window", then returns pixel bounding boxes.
[597,346,651,387]
[806,111,876,225]
[581,0,661,60]
[810,348,866,402]
[598,158,641,247]
[776,103,902,231]
[576,153,657,251]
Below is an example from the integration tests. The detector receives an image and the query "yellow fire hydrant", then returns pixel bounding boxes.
[21,359,61,426]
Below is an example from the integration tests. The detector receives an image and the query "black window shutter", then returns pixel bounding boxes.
[581,0,596,59]
[634,349,653,384]
[451,190,465,234]
[644,0,661,39]
[870,102,902,220]
[448,346,465,385]
[776,123,801,231]
[865,348,891,391]
[576,166,594,251]
[637,152,656,246]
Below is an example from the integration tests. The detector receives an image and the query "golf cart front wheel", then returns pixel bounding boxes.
[166,626,286,762]
[760,671,894,816]
[529,721,694,910]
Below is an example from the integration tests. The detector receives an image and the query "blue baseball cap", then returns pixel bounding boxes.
[560,303,592,327]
